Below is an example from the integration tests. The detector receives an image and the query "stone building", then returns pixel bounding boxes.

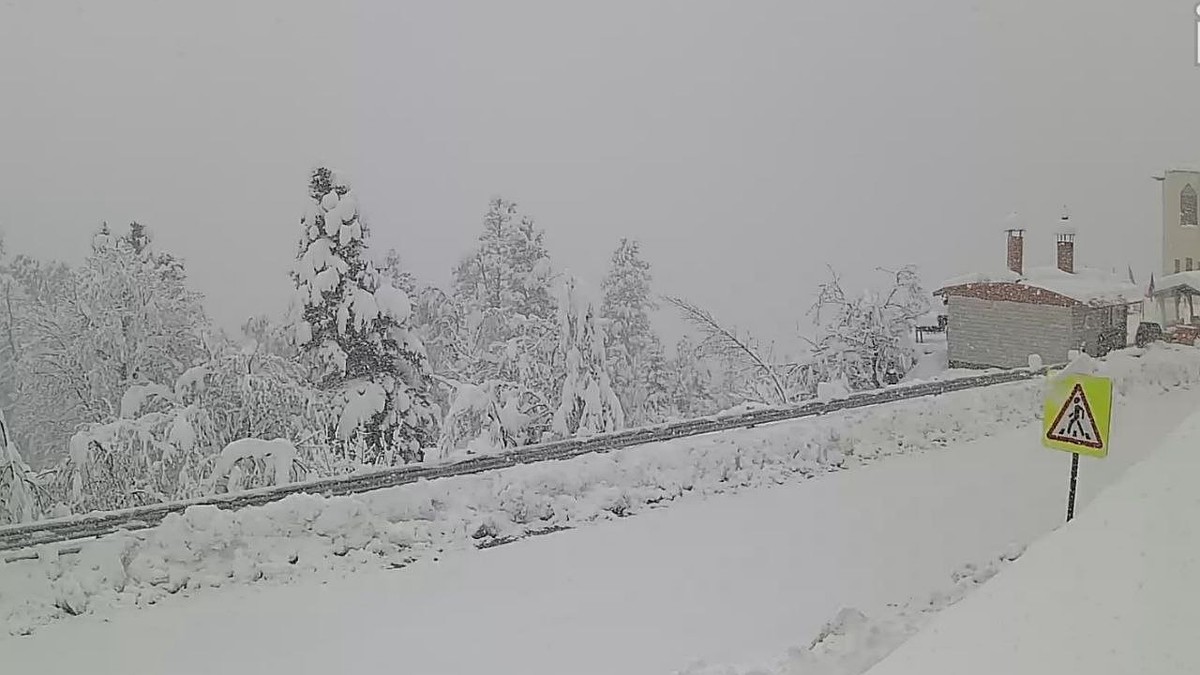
[935,219,1138,369]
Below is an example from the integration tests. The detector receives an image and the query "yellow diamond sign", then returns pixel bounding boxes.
[1042,373,1112,458]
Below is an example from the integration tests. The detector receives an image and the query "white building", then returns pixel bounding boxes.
[1158,169,1200,275]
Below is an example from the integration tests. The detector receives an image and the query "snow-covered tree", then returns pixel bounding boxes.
[241,314,298,360]
[379,248,418,296]
[291,167,437,464]
[551,277,623,437]
[0,238,21,426]
[663,337,719,419]
[641,337,672,420]
[809,266,931,391]
[432,198,562,456]
[13,226,207,467]
[122,221,151,254]
[600,238,667,425]
[0,407,43,525]
[452,197,556,324]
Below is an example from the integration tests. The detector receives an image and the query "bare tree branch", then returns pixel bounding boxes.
[663,295,790,405]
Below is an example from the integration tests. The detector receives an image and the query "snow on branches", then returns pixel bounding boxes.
[601,239,668,425]
[431,198,562,456]
[808,265,931,391]
[665,296,801,406]
[290,168,437,464]
[0,407,43,524]
[52,350,342,512]
[551,277,624,438]
[12,224,207,469]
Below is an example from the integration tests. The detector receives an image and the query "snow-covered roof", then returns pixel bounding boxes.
[937,266,1139,306]
[1152,270,1200,296]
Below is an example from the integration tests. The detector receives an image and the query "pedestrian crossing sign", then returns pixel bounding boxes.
[1042,373,1112,458]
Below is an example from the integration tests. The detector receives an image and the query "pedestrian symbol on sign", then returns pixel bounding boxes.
[1046,383,1103,450]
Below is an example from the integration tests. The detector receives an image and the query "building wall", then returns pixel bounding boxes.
[1071,304,1127,356]
[946,295,1075,368]
[1162,170,1200,275]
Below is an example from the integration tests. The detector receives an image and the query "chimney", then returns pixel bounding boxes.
[1056,207,1075,274]
[1005,228,1025,275]
[1056,233,1075,273]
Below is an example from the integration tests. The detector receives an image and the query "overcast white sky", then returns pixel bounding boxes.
[1,0,1198,354]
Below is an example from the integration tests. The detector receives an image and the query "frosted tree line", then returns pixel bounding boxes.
[0,168,929,523]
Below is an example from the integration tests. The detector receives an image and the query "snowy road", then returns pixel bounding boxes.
[7,385,1200,675]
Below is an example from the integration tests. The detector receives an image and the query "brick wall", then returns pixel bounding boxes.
[946,295,1074,368]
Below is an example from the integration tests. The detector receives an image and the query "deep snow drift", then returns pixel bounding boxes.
[865,403,1200,674]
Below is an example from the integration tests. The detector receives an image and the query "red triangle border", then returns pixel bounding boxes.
[1046,382,1104,449]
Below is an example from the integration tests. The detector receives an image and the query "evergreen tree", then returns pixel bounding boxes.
[122,221,151,254]
[551,277,623,437]
[291,167,437,464]
[600,238,665,425]
[665,337,718,419]
[452,197,555,324]
[433,197,560,455]
[379,248,418,296]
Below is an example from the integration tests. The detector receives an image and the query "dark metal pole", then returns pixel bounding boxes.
[1066,452,1080,522]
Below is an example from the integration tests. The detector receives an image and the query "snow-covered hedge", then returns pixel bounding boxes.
[2,345,1198,636]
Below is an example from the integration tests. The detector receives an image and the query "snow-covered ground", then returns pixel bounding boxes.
[3,346,1200,674]
[867,402,1200,674]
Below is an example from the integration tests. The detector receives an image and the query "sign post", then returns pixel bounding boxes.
[1042,372,1112,522]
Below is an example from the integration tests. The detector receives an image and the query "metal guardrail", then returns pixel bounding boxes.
[0,366,1052,556]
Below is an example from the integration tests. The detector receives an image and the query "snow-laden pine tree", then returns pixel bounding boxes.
[291,167,437,464]
[435,197,560,457]
[452,197,556,324]
[551,276,623,438]
[600,238,667,425]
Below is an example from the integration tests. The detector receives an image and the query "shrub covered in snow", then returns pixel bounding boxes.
[0,408,43,525]
[47,351,343,512]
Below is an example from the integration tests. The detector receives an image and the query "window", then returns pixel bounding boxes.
[1183,184,1198,228]
[1190,258,1195,272]
[1177,259,1182,273]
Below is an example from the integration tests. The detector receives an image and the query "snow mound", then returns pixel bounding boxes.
[2,345,1198,637]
